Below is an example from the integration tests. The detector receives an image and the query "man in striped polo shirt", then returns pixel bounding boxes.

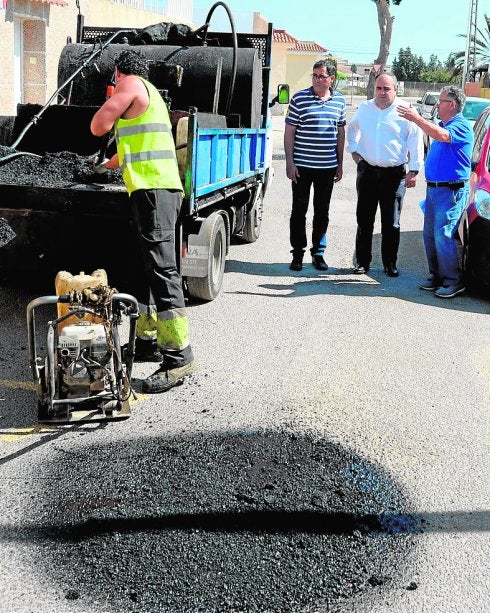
[284,60,346,271]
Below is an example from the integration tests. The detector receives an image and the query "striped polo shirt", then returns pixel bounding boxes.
[285,86,346,169]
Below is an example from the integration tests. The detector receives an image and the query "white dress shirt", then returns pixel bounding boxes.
[346,97,423,171]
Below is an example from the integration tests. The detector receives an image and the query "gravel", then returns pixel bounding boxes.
[0,147,122,188]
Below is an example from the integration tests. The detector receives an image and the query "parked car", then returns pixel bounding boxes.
[423,96,490,157]
[457,105,490,296]
[416,91,439,119]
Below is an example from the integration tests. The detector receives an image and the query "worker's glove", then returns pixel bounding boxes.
[89,153,109,174]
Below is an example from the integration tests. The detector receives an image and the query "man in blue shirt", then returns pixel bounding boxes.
[398,86,473,298]
[284,61,346,271]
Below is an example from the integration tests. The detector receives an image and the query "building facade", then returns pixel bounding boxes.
[0,0,192,115]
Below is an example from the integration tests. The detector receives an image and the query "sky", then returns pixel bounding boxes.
[193,0,479,65]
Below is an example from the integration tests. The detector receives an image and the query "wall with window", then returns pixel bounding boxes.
[0,0,193,116]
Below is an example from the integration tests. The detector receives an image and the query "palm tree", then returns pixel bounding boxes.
[366,0,403,99]
[450,13,490,79]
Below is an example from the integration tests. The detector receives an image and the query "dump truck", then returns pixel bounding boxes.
[0,2,288,301]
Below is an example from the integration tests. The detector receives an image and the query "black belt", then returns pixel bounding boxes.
[426,181,465,189]
[365,162,404,170]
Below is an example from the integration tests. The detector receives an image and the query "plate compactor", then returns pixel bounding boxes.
[27,271,139,424]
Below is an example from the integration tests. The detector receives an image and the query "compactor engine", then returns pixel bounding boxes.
[58,322,114,399]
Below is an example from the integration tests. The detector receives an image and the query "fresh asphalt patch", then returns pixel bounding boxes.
[6,431,420,612]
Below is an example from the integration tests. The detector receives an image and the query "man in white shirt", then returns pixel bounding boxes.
[346,73,423,276]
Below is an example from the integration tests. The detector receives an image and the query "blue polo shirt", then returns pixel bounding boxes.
[424,112,473,182]
[285,86,346,169]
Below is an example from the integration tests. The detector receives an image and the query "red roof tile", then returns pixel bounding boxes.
[294,41,328,52]
[273,29,327,53]
[273,29,299,44]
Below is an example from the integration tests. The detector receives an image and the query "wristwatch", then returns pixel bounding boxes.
[409,170,419,175]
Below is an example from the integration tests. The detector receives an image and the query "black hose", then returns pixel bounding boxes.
[203,2,238,118]
[0,151,41,167]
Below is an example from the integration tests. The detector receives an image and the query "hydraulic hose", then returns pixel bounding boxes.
[202,2,238,118]
[0,151,41,166]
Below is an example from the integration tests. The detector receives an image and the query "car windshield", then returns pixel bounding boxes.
[426,95,437,105]
[434,100,490,123]
[463,101,490,121]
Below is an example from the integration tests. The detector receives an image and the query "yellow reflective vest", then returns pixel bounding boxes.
[114,77,183,195]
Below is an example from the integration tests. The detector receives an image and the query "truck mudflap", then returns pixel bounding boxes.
[183,212,228,302]
[182,212,227,279]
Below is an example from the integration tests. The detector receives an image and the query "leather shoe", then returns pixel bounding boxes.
[353,264,368,274]
[312,255,328,271]
[384,264,399,277]
[289,258,303,271]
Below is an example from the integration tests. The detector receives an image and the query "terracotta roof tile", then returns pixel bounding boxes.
[273,29,299,44]
[273,29,327,53]
[294,41,328,52]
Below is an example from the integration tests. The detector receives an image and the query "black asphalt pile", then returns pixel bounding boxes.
[0,218,16,248]
[24,431,419,612]
[0,147,123,188]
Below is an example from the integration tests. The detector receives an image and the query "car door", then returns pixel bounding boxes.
[457,108,490,243]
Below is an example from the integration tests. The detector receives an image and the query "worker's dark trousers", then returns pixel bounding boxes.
[355,161,406,268]
[130,188,193,369]
[289,167,337,258]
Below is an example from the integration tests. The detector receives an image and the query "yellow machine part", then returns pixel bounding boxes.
[55,269,108,332]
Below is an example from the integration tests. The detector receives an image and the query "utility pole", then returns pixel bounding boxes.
[462,0,478,88]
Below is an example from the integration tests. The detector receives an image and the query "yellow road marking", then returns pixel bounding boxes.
[0,380,36,391]
[0,390,148,442]
[1,425,57,442]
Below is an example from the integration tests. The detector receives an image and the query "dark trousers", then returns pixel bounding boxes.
[289,167,337,258]
[130,188,193,368]
[355,161,406,268]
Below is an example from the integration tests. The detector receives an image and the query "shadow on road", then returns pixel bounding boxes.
[225,230,489,315]
[227,272,490,314]
[0,431,487,612]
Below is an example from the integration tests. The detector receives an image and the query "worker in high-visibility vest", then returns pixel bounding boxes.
[90,49,196,393]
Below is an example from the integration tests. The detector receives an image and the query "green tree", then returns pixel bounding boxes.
[444,54,456,72]
[367,0,403,99]
[418,69,455,84]
[426,54,442,72]
[418,54,456,84]
[392,47,424,81]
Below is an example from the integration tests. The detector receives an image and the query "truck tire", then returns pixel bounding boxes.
[186,213,226,301]
[242,184,263,243]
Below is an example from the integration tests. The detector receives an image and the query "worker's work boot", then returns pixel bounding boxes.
[142,360,197,393]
